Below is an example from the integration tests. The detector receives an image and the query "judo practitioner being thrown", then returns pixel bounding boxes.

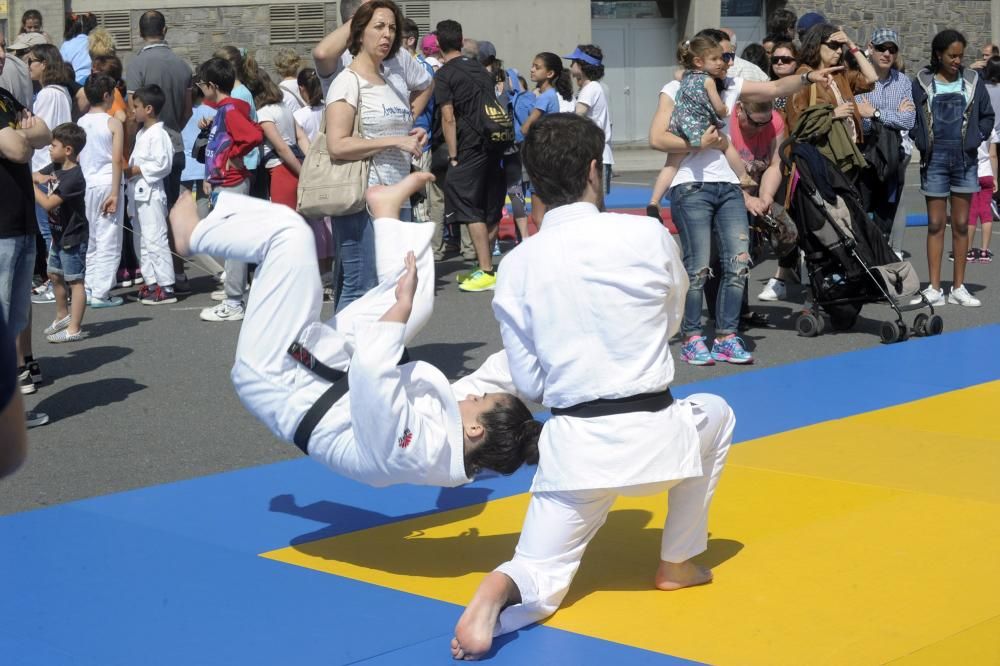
[168,174,542,487]
[451,113,736,659]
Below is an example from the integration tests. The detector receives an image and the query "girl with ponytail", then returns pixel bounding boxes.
[521,52,575,136]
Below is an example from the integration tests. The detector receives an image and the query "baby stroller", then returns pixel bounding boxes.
[778,138,942,343]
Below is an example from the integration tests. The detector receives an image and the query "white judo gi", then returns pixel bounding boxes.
[188,192,519,487]
[128,121,175,288]
[490,202,735,634]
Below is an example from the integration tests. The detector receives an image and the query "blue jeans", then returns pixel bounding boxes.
[48,240,87,282]
[332,206,411,313]
[35,202,52,249]
[0,234,38,336]
[669,182,750,337]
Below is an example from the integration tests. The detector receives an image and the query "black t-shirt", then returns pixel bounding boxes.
[434,56,494,155]
[0,86,36,239]
[40,164,88,248]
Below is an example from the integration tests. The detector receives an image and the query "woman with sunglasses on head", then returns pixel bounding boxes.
[908,30,993,308]
[854,29,916,253]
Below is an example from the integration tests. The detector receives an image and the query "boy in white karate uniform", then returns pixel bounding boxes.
[451,114,736,660]
[169,173,542,486]
[127,84,176,305]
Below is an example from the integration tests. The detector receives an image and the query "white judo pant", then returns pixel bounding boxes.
[84,185,124,300]
[188,191,435,453]
[493,394,735,636]
[132,191,175,288]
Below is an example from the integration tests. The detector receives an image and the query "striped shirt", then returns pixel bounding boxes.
[855,68,916,135]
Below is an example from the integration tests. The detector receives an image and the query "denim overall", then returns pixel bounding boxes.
[921,77,978,196]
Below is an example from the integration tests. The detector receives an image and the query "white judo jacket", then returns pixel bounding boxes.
[492,202,703,492]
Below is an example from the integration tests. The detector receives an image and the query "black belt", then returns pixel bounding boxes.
[550,390,673,419]
[289,342,411,454]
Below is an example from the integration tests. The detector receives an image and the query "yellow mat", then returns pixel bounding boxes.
[264,382,1000,665]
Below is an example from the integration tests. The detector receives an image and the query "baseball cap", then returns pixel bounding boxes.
[563,46,602,67]
[870,28,900,47]
[420,34,440,56]
[7,32,48,52]
[477,40,497,65]
[796,12,827,35]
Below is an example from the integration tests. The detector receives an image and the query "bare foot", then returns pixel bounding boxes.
[451,572,513,660]
[655,559,713,591]
[168,188,200,256]
[366,171,435,220]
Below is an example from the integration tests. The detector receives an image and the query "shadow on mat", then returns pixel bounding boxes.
[407,341,486,379]
[37,345,133,379]
[34,377,147,420]
[272,485,494,547]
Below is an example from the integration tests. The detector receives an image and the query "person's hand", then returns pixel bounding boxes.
[15,110,35,130]
[994,178,998,193]
[807,65,845,87]
[898,98,916,113]
[202,180,212,196]
[396,133,423,159]
[101,193,118,215]
[700,125,727,151]
[32,172,56,185]
[198,117,212,130]
[743,193,770,217]
[394,251,418,306]
[409,127,428,150]
[829,30,855,50]
[833,102,855,119]
[972,60,987,70]
[856,101,876,118]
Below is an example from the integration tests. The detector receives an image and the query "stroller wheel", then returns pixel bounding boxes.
[880,320,902,344]
[897,321,909,341]
[796,312,821,337]
[913,313,929,337]
[928,314,944,336]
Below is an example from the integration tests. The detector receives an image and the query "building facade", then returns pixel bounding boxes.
[2,0,999,144]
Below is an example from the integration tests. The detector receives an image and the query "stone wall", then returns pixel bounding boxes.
[778,0,993,75]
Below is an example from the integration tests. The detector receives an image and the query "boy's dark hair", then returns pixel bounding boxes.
[695,28,729,45]
[521,113,604,209]
[741,43,770,73]
[348,0,404,58]
[798,23,838,69]
[197,57,236,94]
[467,395,541,476]
[985,56,1000,85]
[91,54,123,82]
[138,10,166,39]
[52,122,87,155]
[436,19,463,53]
[402,17,419,43]
[767,8,798,39]
[133,84,166,115]
[574,44,605,81]
[297,67,324,107]
[84,74,117,106]
[930,29,967,73]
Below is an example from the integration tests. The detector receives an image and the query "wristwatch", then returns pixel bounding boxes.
[800,71,813,86]
[873,109,882,120]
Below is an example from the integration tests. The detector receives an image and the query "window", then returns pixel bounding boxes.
[92,10,132,52]
[270,4,327,45]
[591,1,674,19]
[721,0,763,17]
[398,1,431,36]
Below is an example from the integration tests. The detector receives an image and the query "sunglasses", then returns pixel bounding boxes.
[722,52,735,63]
[743,111,773,128]
[874,44,899,55]
[823,41,846,50]
[771,56,796,65]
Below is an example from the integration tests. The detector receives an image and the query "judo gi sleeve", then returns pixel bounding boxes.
[491,269,545,404]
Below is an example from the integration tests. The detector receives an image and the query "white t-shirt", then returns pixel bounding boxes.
[31,85,72,172]
[577,81,615,166]
[279,78,305,116]
[294,105,324,144]
[977,128,1000,178]
[326,69,414,190]
[660,77,745,187]
[258,103,299,169]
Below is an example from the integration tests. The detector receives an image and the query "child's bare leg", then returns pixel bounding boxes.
[451,572,520,661]
[366,172,435,220]
[168,188,200,257]
[50,275,68,322]
[649,156,681,208]
[655,559,714,591]
[67,281,86,335]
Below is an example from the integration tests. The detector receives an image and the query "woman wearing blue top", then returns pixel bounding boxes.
[520,52,573,137]
[59,13,95,87]
[910,29,994,308]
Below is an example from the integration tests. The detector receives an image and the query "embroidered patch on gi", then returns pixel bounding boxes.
[397,428,413,449]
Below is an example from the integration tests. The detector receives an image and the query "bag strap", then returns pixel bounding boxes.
[809,81,818,107]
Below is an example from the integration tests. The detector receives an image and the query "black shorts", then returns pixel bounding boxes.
[444,149,506,226]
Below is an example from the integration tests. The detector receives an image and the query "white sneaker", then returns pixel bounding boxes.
[210,289,226,301]
[948,284,982,307]
[910,286,946,306]
[200,302,245,322]
[758,278,786,302]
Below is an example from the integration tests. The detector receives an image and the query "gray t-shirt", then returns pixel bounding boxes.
[125,42,193,153]
[0,56,34,110]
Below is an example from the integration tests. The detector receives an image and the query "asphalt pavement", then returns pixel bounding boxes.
[4,198,998,516]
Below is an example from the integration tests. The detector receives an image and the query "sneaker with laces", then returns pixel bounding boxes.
[200,301,245,322]
[25,411,49,428]
[711,336,754,364]
[492,241,502,257]
[681,336,715,366]
[173,274,192,295]
[17,368,35,395]
[910,286,945,306]
[458,270,497,292]
[135,284,154,300]
[979,248,994,264]
[948,284,982,307]
[210,289,226,301]
[456,268,479,283]
[757,277,786,302]
[116,268,133,288]
[133,269,144,285]
[967,248,980,262]
[26,360,42,384]
[140,285,178,305]
[89,295,124,308]
[31,283,56,304]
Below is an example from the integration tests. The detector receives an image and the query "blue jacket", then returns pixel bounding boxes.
[910,66,995,165]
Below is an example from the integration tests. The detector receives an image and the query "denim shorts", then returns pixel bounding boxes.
[48,241,87,282]
[920,147,980,197]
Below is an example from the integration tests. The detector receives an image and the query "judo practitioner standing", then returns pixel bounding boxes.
[451,113,736,659]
